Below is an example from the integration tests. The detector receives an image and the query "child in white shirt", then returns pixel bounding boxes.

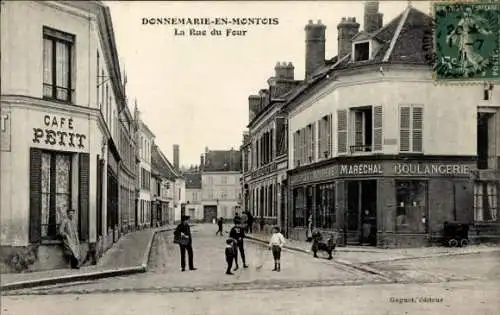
[268,226,286,271]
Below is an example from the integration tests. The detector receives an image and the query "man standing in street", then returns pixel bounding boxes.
[246,211,254,233]
[229,217,248,270]
[59,209,80,269]
[174,215,197,272]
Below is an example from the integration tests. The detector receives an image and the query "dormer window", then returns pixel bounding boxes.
[354,42,370,61]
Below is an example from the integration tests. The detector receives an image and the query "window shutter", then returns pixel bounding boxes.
[337,110,348,154]
[97,157,103,237]
[318,119,323,159]
[311,122,316,161]
[29,148,42,243]
[79,153,90,241]
[373,105,383,151]
[412,106,423,152]
[293,132,297,166]
[399,106,411,152]
[327,114,332,157]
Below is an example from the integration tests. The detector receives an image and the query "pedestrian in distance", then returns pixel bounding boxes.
[225,238,236,275]
[59,209,80,269]
[268,226,286,272]
[229,217,248,270]
[174,215,197,272]
[246,211,254,233]
[216,217,224,236]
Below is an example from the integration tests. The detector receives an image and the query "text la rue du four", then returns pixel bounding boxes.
[175,28,247,37]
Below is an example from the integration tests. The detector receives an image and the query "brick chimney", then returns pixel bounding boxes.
[337,17,360,59]
[364,1,383,33]
[305,20,326,78]
[248,95,261,122]
[173,144,179,170]
[200,154,204,170]
[269,61,297,99]
[274,61,294,79]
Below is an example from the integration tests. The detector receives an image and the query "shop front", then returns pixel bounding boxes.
[288,157,476,248]
[0,102,103,271]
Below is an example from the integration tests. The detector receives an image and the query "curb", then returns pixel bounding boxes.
[365,248,500,264]
[0,266,146,292]
[1,227,175,292]
[246,236,394,280]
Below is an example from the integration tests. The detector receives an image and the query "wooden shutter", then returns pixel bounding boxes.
[97,157,103,237]
[373,105,383,151]
[29,148,42,243]
[399,106,411,152]
[327,114,332,157]
[317,119,323,159]
[412,106,423,152]
[293,131,297,167]
[311,122,316,162]
[337,110,348,154]
[79,153,90,241]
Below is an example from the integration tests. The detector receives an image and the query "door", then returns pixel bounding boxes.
[203,205,217,223]
[346,180,377,246]
[346,181,360,244]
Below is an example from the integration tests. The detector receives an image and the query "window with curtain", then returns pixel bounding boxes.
[43,27,74,102]
[41,152,72,240]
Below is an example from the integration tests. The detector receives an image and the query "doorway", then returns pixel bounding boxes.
[345,180,377,245]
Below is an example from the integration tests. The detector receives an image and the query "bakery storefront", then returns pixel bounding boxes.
[1,103,102,271]
[288,157,475,248]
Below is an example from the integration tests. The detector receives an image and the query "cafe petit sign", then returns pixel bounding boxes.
[33,115,87,149]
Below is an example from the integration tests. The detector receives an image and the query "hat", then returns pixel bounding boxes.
[181,215,190,222]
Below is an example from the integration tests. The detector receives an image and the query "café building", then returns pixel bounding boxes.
[288,157,475,247]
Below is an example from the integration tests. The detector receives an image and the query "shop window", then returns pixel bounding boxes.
[315,183,336,229]
[43,27,74,103]
[395,181,427,232]
[293,188,306,227]
[41,152,72,240]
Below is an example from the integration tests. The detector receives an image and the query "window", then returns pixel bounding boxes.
[354,42,370,61]
[399,105,423,153]
[474,182,498,221]
[350,106,372,153]
[315,183,336,229]
[43,27,74,102]
[395,181,427,232]
[293,187,306,227]
[41,152,72,240]
[306,124,314,163]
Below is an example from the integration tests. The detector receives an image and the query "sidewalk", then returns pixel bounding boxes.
[1,225,174,291]
[246,232,500,265]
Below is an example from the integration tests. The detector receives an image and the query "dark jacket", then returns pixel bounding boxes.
[174,223,192,245]
[229,226,245,243]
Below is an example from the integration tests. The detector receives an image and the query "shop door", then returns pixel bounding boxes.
[203,205,217,223]
[346,180,377,246]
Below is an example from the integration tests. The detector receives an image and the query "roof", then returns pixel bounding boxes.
[184,172,202,189]
[151,145,179,181]
[284,5,432,113]
[203,150,242,172]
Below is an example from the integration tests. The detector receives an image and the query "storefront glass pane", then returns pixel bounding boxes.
[395,181,427,233]
[315,183,336,229]
[41,153,51,238]
[293,188,306,227]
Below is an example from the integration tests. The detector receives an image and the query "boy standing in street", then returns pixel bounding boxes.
[225,238,235,275]
[268,226,286,271]
[229,218,248,270]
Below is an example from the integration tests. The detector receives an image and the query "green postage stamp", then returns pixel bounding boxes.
[433,2,500,82]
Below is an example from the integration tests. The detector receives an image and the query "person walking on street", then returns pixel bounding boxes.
[174,215,197,272]
[224,238,236,275]
[246,211,254,233]
[229,218,248,270]
[59,209,80,269]
[216,217,224,236]
[268,226,286,271]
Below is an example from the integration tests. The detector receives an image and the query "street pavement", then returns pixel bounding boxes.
[2,280,499,315]
[5,224,387,295]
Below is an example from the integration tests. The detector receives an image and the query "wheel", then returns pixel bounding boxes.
[448,238,458,247]
[460,239,468,247]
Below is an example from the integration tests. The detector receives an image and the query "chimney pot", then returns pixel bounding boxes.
[308,19,313,24]
[337,16,360,58]
[305,19,326,78]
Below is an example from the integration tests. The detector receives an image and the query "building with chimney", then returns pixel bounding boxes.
[135,113,155,229]
[151,143,179,226]
[241,62,300,233]
[0,1,131,270]
[284,2,499,247]
[184,170,203,222]
[201,147,242,222]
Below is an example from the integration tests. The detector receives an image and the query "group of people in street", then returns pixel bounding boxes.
[174,212,286,275]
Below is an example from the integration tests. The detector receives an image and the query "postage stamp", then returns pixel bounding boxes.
[432,2,500,82]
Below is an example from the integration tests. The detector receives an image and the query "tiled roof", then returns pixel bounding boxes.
[203,150,242,172]
[184,172,202,189]
[151,145,179,181]
[284,6,432,112]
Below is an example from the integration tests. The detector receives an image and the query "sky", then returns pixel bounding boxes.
[105,0,431,168]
